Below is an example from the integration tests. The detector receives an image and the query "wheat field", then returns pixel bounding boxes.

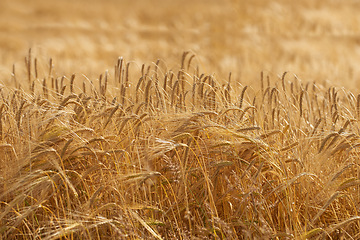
[2,0,360,239]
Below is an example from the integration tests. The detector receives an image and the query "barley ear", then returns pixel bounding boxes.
[70,74,75,93]
[239,86,248,109]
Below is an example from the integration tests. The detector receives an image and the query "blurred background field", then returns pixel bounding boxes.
[1,0,360,89]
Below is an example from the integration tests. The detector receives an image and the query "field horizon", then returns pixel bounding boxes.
[2,0,360,90]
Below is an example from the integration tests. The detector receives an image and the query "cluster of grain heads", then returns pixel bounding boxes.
[2,51,360,239]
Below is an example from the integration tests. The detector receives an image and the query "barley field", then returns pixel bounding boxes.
[2,0,360,239]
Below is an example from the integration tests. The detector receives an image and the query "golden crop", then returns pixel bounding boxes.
[1,0,360,239]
